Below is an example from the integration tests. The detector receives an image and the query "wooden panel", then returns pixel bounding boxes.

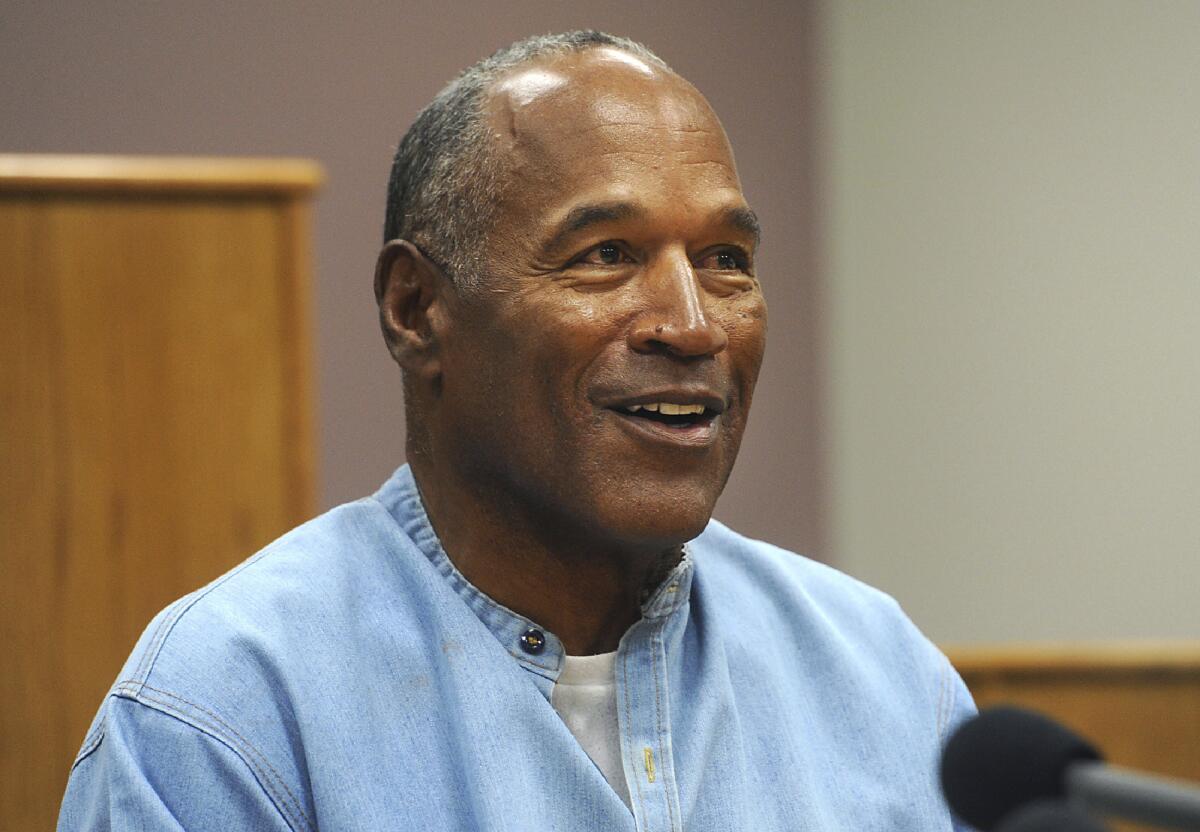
[947,643,1200,832]
[0,156,320,831]
[0,154,323,195]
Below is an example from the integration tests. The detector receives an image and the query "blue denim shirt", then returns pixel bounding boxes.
[60,465,975,830]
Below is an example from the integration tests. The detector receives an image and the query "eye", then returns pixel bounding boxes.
[698,247,752,273]
[574,242,632,267]
[557,241,638,289]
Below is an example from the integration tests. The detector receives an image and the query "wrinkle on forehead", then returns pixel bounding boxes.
[580,89,710,135]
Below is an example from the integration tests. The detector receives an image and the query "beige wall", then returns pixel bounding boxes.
[822,1,1200,641]
[2,3,825,557]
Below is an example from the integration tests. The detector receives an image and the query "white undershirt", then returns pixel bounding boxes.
[550,651,631,808]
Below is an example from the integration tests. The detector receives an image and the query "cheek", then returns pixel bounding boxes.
[515,292,626,367]
[491,310,596,430]
[722,296,769,379]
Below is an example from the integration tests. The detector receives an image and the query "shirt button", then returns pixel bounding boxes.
[519,628,546,655]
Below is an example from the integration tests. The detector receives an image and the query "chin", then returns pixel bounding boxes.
[593,489,718,552]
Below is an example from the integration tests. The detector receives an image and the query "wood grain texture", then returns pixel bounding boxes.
[1,156,320,831]
[0,154,323,195]
[947,642,1200,832]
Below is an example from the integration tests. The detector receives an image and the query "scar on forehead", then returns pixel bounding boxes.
[493,68,568,108]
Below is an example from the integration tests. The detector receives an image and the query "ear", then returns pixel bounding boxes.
[374,240,447,381]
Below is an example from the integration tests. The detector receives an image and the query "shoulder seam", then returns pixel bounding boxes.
[936,654,955,742]
[133,498,390,689]
[112,683,313,832]
[71,728,105,771]
[128,546,280,689]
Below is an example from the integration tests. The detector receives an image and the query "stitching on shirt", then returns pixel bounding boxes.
[502,642,559,674]
[621,645,648,821]
[934,656,950,741]
[132,600,193,687]
[71,729,105,771]
[131,596,187,684]
[132,547,284,686]
[118,682,313,832]
[939,656,957,741]
[77,718,107,763]
[640,554,692,621]
[124,684,310,832]
[409,508,562,674]
[650,621,679,831]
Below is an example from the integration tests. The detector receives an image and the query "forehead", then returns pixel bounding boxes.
[484,49,743,209]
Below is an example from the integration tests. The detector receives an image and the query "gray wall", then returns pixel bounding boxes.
[2,2,825,558]
[823,1,1200,642]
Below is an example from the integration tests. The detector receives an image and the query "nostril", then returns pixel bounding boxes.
[629,318,728,358]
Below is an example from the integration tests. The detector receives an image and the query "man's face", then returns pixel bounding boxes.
[433,48,767,552]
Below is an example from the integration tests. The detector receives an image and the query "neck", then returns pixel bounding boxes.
[409,454,681,655]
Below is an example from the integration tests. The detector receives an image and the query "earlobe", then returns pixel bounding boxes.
[374,240,444,379]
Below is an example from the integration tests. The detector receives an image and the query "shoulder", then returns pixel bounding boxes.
[692,519,912,637]
[61,694,296,831]
[67,490,432,827]
[73,491,425,769]
[690,519,972,738]
[125,495,404,683]
[126,484,446,686]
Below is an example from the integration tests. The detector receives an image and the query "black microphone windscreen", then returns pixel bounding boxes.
[994,800,1111,832]
[940,706,1103,831]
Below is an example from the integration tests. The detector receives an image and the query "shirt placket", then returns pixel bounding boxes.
[616,569,688,832]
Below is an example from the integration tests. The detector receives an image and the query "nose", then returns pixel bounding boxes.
[627,252,729,358]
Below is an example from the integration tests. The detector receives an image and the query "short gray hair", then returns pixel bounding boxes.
[383,31,671,291]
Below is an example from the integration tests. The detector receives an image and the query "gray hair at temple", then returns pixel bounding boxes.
[382,30,672,291]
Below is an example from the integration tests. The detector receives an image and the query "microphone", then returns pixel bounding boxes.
[941,706,1200,831]
[995,800,1111,832]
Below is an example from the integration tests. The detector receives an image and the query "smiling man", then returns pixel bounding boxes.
[60,32,974,831]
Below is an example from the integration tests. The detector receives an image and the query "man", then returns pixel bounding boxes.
[60,31,974,830]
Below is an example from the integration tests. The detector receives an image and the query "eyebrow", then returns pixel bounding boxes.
[723,206,762,247]
[539,199,763,258]
[541,201,643,257]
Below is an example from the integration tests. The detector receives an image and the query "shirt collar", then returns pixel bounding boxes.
[379,465,694,680]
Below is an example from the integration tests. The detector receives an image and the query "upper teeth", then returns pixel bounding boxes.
[626,403,706,415]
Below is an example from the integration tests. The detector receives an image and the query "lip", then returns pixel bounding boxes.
[599,387,727,448]
[608,407,721,448]
[600,388,727,414]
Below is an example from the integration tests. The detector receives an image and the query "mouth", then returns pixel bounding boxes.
[604,395,725,446]
[619,401,717,426]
